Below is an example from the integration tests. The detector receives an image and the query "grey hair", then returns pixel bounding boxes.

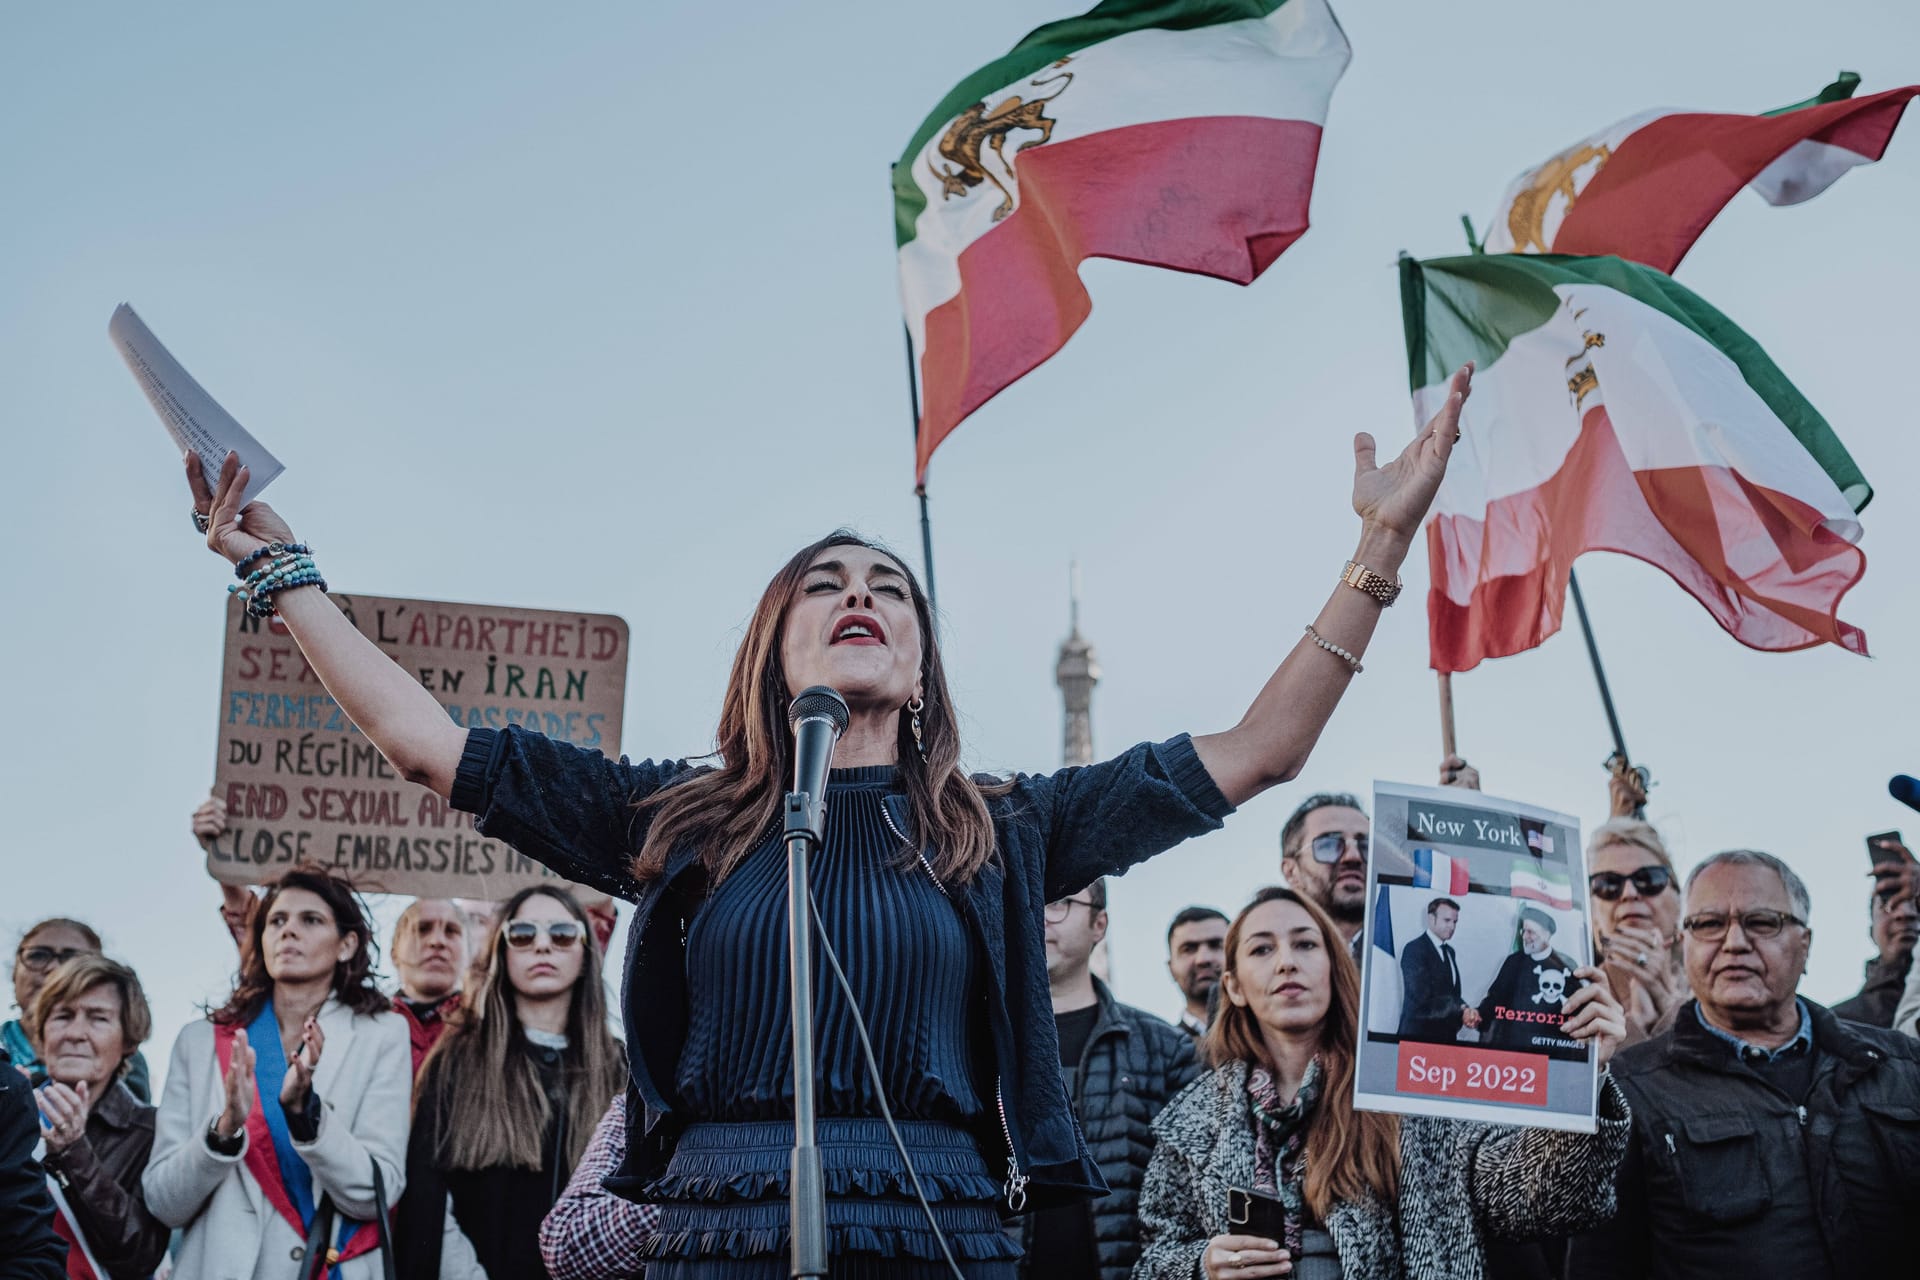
[1686,850,1811,919]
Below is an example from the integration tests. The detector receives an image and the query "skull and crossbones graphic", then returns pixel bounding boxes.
[1531,965,1567,1007]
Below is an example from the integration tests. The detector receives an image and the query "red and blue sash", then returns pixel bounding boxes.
[215,1006,380,1274]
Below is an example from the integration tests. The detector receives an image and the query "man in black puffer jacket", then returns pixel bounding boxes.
[1021,879,1199,1280]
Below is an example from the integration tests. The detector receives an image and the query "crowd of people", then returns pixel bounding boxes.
[6,767,1916,1279]
[5,378,1919,1279]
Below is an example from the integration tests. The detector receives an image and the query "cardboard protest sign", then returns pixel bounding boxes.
[1355,783,1597,1133]
[207,592,628,899]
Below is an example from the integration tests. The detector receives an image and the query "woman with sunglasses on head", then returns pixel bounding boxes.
[144,867,411,1280]
[397,886,626,1279]
[1137,888,1630,1280]
[6,920,151,1103]
[179,364,1474,1277]
[1586,818,1686,1048]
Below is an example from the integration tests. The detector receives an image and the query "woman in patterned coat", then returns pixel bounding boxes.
[1134,888,1631,1280]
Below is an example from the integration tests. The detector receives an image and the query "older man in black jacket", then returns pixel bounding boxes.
[1568,850,1920,1280]
[1023,879,1198,1280]
[1,1047,67,1280]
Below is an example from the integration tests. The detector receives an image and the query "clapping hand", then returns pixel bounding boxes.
[280,1017,324,1110]
[214,1030,256,1143]
[36,1080,90,1153]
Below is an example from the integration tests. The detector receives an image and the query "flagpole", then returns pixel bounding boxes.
[901,322,938,617]
[1568,567,1651,816]
[1437,672,1457,760]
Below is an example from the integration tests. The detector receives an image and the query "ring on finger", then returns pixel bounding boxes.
[1228,1251,1242,1264]
[1636,950,1649,966]
[191,508,211,534]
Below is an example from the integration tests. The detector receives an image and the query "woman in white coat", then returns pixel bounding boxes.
[144,867,410,1279]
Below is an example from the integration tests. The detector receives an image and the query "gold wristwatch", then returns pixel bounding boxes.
[1341,560,1401,607]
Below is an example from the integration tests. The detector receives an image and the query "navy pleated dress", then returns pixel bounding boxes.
[641,765,1021,1278]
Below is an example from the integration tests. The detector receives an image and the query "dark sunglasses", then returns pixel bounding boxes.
[1587,866,1674,901]
[504,920,584,950]
[1309,832,1369,864]
[15,946,86,973]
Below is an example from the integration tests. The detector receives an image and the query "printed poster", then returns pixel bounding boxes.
[1355,782,1597,1133]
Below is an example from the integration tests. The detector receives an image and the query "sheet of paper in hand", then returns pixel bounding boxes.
[109,303,284,510]
[207,591,628,900]
[1355,782,1598,1133]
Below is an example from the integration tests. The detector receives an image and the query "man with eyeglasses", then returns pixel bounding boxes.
[1568,849,1920,1280]
[1279,793,1374,957]
[1019,879,1197,1280]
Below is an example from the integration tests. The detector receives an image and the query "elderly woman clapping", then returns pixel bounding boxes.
[28,954,170,1279]
[1134,888,1631,1280]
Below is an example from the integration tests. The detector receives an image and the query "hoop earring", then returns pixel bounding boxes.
[907,697,926,758]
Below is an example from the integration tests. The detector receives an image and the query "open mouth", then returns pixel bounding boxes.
[831,614,886,646]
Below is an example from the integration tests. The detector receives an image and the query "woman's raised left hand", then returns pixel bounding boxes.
[1560,965,1628,1069]
[1351,363,1472,543]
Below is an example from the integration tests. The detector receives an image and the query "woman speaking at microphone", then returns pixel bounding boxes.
[179,365,1474,1277]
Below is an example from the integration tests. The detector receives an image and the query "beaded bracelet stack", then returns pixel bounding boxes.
[229,542,327,619]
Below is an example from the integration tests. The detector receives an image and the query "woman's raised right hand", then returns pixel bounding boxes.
[186,450,296,566]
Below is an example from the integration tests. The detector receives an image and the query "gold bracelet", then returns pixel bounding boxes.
[1305,625,1363,674]
[1341,560,1401,607]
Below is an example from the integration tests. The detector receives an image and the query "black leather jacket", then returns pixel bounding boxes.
[38,1080,168,1280]
[1567,998,1920,1279]
[1017,979,1198,1280]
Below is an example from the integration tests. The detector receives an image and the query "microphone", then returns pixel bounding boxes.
[1890,775,1920,815]
[787,686,851,846]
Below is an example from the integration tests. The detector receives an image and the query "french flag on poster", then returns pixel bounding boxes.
[1411,847,1470,895]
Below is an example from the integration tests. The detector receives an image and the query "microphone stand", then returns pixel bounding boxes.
[785,784,829,1280]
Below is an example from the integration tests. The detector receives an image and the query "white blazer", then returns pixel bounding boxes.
[144,998,411,1280]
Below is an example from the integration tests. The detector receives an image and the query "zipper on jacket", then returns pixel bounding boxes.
[1663,1133,1675,1157]
[881,803,950,900]
[1795,1104,1808,1128]
[996,1079,1029,1211]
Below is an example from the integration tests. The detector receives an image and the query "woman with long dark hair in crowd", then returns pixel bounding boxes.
[1135,888,1629,1280]
[398,885,626,1278]
[7,919,150,1103]
[144,867,410,1279]
[181,366,1474,1276]
[26,954,169,1279]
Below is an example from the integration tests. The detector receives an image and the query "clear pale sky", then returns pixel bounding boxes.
[4,2,1916,1093]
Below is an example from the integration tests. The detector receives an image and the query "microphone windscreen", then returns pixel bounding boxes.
[789,686,850,734]
[1890,775,1920,814]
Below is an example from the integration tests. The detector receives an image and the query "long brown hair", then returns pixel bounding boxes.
[1205,887,1400,1219]
[633,531,1007,888]
[210,869,387,1026]
[415,886,625,1173]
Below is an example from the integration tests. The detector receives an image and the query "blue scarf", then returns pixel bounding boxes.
[250,1001,358,1277]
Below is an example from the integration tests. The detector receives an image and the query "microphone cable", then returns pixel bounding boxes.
[807,885,969,1280]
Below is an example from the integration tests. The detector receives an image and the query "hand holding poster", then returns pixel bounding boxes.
[208,591,627,900]
[1356,783,1598,1133]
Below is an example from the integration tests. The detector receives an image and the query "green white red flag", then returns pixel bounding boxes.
[1482,73,1918,272]
[1401,252,1871,674]
[894,0,1350,481]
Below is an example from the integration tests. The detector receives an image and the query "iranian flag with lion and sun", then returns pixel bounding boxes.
[1480,72,1918,272]
[894,0,1351,480]
[1403,252,1872,675]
